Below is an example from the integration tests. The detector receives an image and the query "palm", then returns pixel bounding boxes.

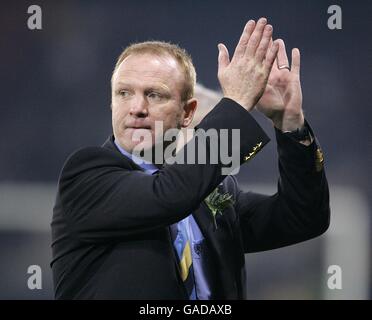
[255,39,304,132]
[257,60,302,119]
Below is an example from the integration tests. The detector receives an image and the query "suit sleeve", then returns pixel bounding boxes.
[56,98,270,243]
[235,121,330,253]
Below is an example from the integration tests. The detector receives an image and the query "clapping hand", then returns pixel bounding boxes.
[217,18,279,111]
[256,39,304,132]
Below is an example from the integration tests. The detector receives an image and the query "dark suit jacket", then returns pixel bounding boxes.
[51,98,330,299]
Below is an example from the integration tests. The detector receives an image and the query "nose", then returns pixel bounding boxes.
[129,94,149,118]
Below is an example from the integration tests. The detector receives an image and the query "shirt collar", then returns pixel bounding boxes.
[114,139,159,175]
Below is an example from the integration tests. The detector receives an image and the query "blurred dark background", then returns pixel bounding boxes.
[0,0,371,299]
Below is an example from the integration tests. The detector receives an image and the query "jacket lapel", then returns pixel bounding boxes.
[102,135,144,171]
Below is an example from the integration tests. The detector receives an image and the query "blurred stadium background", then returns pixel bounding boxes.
[0,0,370,299]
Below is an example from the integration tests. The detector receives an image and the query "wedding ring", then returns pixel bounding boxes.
[278,65,290,70]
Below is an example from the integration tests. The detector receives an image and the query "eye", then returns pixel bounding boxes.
[147,92,163,101]
[118,90,130,97]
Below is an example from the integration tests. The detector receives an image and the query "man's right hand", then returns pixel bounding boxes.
[217,18,279,111]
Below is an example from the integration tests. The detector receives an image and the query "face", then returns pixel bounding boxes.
[111,53,197,154]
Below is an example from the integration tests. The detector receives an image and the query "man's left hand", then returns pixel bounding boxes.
[256,39,304,132]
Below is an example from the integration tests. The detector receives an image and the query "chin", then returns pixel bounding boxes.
[123,137,155,154]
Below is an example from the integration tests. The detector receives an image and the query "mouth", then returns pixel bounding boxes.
[125,125,152,130]
[125,126,153,145]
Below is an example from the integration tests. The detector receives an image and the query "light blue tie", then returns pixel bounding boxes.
[171,218,197,299]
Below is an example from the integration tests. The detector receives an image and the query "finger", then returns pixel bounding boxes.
[291,48,301,76]
[255,24,273,62]
[233,20,256,59]
[268,38,278,69]
[264,40,279,72]
[217,43,230,73]
[245,17,267,57]
[264,38,276,67]
[276,39,290,70]
[267,37,274,52]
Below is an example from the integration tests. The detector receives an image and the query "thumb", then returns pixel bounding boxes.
[217,43,230,72]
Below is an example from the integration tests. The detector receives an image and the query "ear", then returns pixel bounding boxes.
[181,98,198,128]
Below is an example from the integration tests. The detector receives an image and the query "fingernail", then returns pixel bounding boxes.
[259,17,267,24]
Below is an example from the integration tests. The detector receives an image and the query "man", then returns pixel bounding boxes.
[51,18,330,299]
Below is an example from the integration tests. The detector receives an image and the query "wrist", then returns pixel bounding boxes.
[224,95,255,112]
[273,113,305,132]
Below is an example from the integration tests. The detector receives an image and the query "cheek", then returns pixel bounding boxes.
[112,107,129,137]
[112,105,127,123]
[152,106,183,130]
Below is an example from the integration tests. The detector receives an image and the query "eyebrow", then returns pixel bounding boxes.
[115,81,171,93]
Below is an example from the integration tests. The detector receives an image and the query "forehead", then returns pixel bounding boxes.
[113,53,185,89]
